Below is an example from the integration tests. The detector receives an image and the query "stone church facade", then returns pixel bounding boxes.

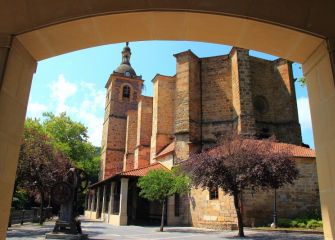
[85,43,319,229]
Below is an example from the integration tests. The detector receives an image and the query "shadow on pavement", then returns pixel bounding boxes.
[223,232,323,240]
[165,228,220,234]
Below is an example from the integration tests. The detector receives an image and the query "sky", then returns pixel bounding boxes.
[26,41,314,148]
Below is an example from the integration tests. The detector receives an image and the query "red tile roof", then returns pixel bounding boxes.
[269,142,315,158]
[154,140,315,159]
[208,139,315,158]
[155,142,175,159]
[89,162,169,188]
[120,162,169,177]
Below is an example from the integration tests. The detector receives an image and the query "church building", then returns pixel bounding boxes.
[85,43,319,229]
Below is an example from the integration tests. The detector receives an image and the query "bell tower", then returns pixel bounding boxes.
[100,43,144,179]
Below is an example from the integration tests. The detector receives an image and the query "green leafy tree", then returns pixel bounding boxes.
[42,112,100,182]
[137,168,189,232]
[43,112,91,161]
[24,118,45,134]
[76,147,101,183]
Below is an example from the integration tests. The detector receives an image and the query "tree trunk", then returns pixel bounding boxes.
[39,191,44,225]
[233,192,244,237]
[160,199,165,232]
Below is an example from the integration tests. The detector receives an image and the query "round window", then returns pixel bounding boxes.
[253,96,269,114]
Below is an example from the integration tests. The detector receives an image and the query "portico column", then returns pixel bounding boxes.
[0,36,37,240]
[96,187,101,219]
[91,190,96,213]
[108,182,116,223]
[84,193,88,210]
[87,193,92,211]
[303,39,335,240]
[119,178,129,225]
[101,185,106,221]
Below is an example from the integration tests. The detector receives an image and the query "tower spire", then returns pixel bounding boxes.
[121,42,131,65]
[114,42,137,77]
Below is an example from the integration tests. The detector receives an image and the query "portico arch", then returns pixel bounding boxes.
[0,2,334,239]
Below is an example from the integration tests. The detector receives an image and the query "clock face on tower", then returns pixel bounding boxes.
[125,71,131,77]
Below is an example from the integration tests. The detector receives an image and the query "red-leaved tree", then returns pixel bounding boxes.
[183,135,299,237]
[16,127,71,224]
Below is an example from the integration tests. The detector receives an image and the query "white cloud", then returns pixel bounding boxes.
[50,74,77,113]
[80,82,105,110]
[27,103,48,118]
[75,110,103,146]
[27,74,105,146]
[297,97,312,130]
[75,82,105,145]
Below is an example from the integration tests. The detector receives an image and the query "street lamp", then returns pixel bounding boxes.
[271,188,278,228]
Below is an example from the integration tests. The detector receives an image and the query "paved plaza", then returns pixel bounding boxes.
[7,218,324,240]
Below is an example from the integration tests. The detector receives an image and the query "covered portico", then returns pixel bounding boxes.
[84,163,169,226]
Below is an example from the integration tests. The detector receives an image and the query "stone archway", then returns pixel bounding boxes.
[0,2,334,239]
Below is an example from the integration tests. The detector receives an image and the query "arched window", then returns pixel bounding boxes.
[122,85,131,99]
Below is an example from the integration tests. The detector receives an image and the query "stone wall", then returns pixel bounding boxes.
[242,157,319,226]
[231,48,256,136]
[189,188,238,230]
[134,96,153,168]
[167,194,190,226]
[123,110,138,171]
[103,117,127,177]
[201,55,234,144]
[174,51,201,161]
[250,57,302,144]
[150,75,176,162]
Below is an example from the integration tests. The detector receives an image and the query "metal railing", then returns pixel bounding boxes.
[8,207,53,226]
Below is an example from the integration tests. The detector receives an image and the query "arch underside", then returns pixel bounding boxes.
[16,11,323,63]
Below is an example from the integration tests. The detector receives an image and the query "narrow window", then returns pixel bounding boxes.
[209,186,219,200]
[122,85,131,99]
[175,193,180,216]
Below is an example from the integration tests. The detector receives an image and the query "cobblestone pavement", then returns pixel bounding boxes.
[7,218,324,240]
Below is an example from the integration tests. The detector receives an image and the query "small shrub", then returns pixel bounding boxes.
[277,218,322,229]
[289,220,299,228]
[297,222,306,228]
[277,218,291,228]
[306,219,323,229]
[297,209,322,221]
